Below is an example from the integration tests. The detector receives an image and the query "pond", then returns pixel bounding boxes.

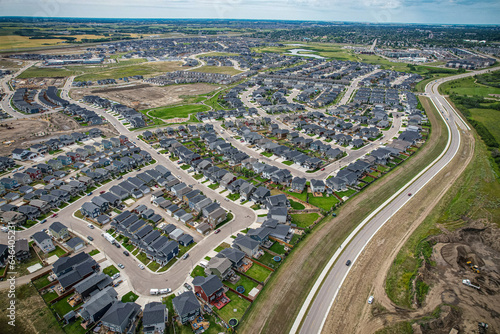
[287,49,325,59]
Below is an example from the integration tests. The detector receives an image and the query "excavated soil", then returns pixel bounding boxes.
[70,83,218,110]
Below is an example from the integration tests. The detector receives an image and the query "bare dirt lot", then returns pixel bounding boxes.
[70,83,218,110]
[0,112,117,156]
[11,77,66,89]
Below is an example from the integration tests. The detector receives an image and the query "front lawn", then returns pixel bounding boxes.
[136,252,150,265]
[180,164,191,170]
[282,160,293,166]
[88,249,100,256]
[191,265,207,278]
[148,261,161,272]
[217,290,251,323]
[260,151,273,158]
[245,263,273,282]
[289,199,305,210]
[308,195,340,211]
[208,183,219,190]
[193,173,204,180]
[224,275,259,296]
[121,291,139,303]
[214,242,231,253]
[291,212,320,228]
[103,265,119,277]
[226,193,240,201]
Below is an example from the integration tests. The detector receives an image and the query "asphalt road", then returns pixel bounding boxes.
[294,67,497,334]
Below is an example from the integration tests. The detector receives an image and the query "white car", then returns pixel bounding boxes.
[138,264,145,270]
[368,296,374,304]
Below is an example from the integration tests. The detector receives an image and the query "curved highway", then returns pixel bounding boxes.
[293,67,497,334]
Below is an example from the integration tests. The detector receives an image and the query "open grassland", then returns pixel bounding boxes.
[0,285,64,334]
[468,107,500,143]
[0,35,68,50]
[439,75,500,98]
[190,65,243,75]
[146,104,210,120]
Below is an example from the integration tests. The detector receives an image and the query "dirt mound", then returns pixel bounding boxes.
[418,305,462,334]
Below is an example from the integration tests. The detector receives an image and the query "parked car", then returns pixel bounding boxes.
[100,190,105,194]
[345,260,351,266]
[214,229,221,234]
[138,264,145,270]
[87,192,93,196]
[408,193,412,196]
[87,236,94,241]
[182,253,189,260]
[113,280,123,287]
[51,213,58,218]
[123,251,129,256]
[40,219,47,224]
[117,176,123,180]
[88,224,94,229]
[117,263,125,269]
[183,283,192,291]
[111,273,121,280]
[321,168,325,171]
[115,243,121,248]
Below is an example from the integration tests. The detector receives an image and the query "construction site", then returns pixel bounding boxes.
[0,112,117,156]
[69,82,218,110]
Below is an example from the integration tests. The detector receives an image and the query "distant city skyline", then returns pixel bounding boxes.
[1,0,499,25]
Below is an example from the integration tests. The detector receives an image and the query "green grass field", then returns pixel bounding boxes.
[146,104,210,120]
[289,199,305,210]
[439,76,500,98]
[103,265,119,277]
[190,65,242,75]
[468,107,500,143]
[191,265,207,278]
[121,291,139,303]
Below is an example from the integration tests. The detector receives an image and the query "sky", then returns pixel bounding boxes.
[1,0,499,25]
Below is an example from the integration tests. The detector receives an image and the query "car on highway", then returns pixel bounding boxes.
[214,229,221,234]
[87,236,94,241]
[368,296,374,304]
[51,213,58,218]
[117,263,125,269]
[182,253,189,260]
[123,251,129,256]
[138,264,145,270]
[345,260,351,266]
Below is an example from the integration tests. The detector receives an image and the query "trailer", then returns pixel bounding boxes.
[102,233,117,245]
[462,279,480,290]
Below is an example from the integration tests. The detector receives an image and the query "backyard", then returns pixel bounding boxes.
[224,275,259,297]
[216,290,252,323]
[290,212,320,228]
[308,195,340,211]
[245,263,273,282]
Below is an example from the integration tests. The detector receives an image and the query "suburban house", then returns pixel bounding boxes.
[49,221,69,240]
[100,301,141,334]
[78,286,118,325]
[192,275,225,303]
[205,256,233,280]
[32,231,56,253]
[172,291,201,324]
[232,234,260,257]
[142,302,167,334]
